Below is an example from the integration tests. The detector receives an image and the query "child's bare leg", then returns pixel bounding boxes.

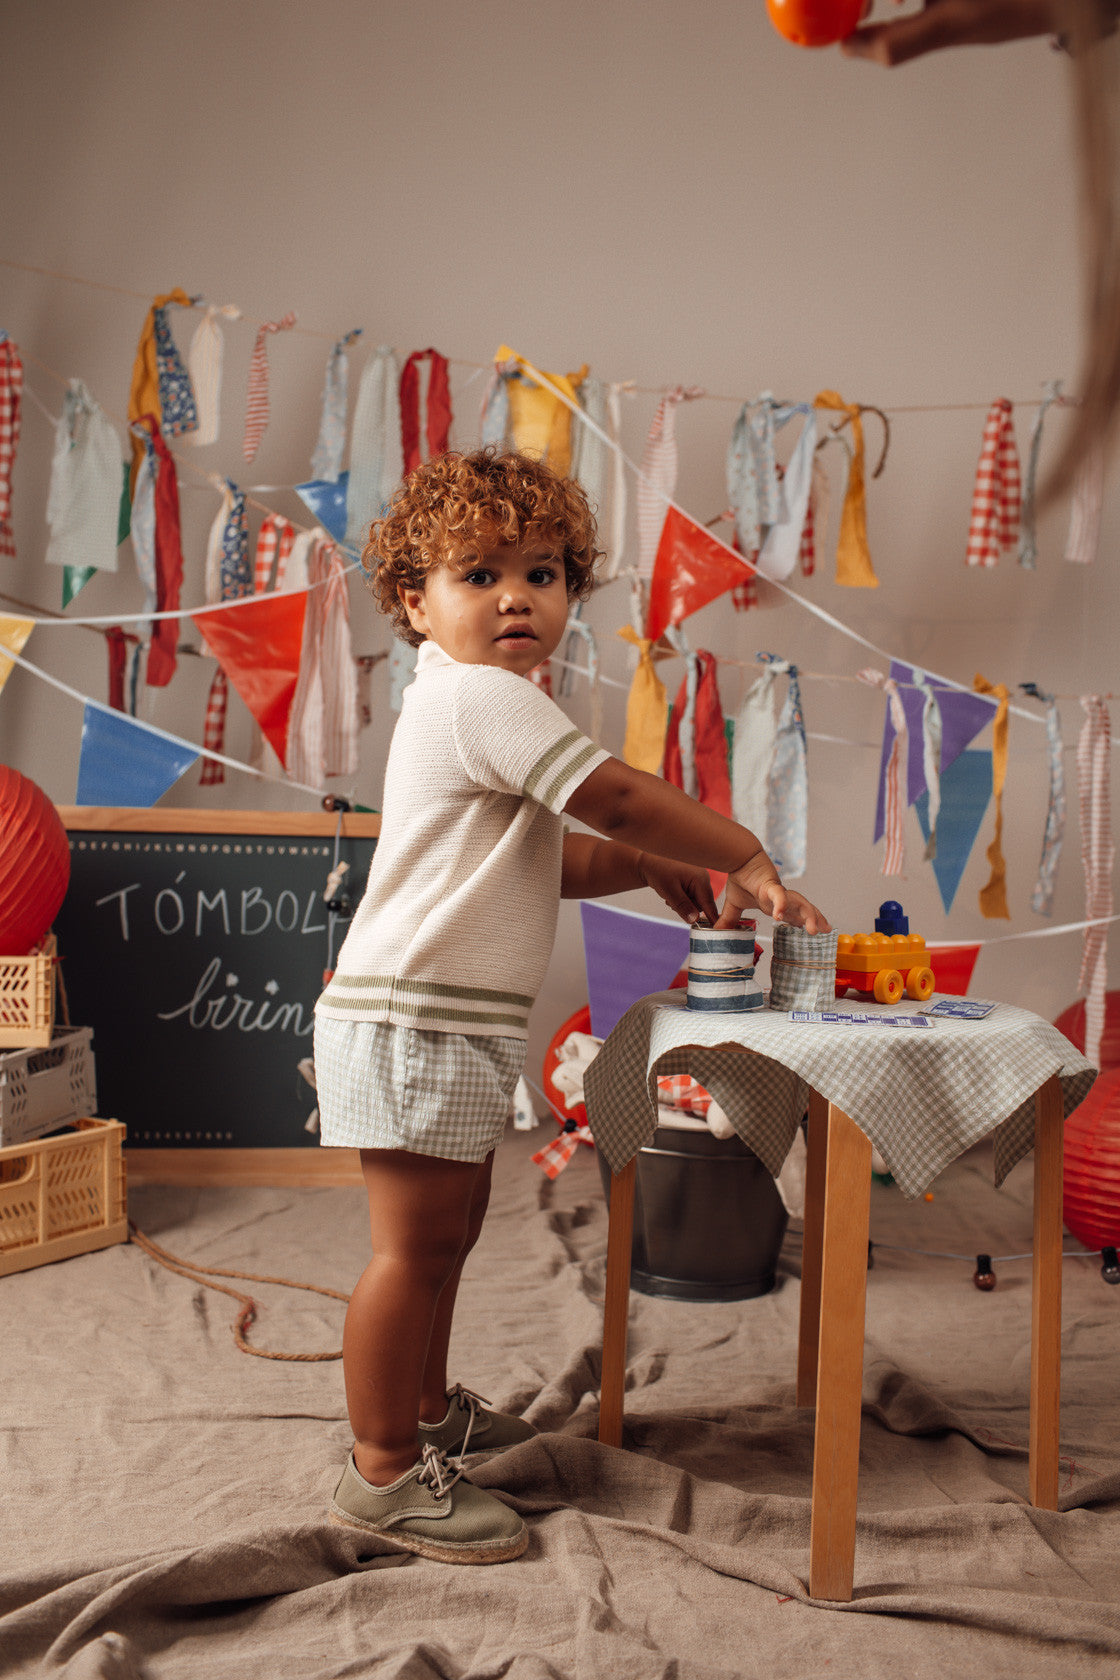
[419,1150,494,1422]
[345,1147,486,1485]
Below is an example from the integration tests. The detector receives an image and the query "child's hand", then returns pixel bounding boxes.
[718,854,831,933]
[637,852,720,925]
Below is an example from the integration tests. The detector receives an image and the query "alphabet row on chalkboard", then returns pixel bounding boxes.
[71,840,333,857]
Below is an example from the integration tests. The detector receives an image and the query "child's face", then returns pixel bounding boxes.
[398,536,571,674]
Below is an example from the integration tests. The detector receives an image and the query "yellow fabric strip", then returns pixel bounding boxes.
[814,389,879,588]
[618,625,670,773]
[0,615,34,695]
[496,344,588,476]
[128,287,194,490]
[973,673,1011,919]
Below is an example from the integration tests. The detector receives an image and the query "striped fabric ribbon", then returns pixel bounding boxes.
[636,386,704,580]
[184,304,241,448]
[128,423,159,649]
[1022,684,1066,916]
[0,334,23,559]
[242,311,297,462]
[912,669,942,861]
[346,345,402,544]
[310,328,362,482]
[200,671,230,787]
[398,347,451,475]
[1018,380,1062,569]
[973,674,1011,918]
[286,538,359,785]
[199,482,251,786]
[966,399,1021,567]
[1077,695,1113,1069]
[1065,442,1104,564]
[603,381,629,579]
[727,396,783,560]
[765,654,808,879]
[253,513,295,594]
[801,455,828,577]
[858,667,907,877]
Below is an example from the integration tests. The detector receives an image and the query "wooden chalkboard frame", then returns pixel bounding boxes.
[58,808,380,1189]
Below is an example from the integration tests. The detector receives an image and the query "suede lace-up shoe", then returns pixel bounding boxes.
[418,1383,537,1460]
[329,1442,527,1564]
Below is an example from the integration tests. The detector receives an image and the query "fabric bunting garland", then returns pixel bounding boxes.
[105,626,136,713]
[1065,443,1104,564]
[76,703,198,807]
[726,396,782,559]
[730,660,782,840]
[399,348,452,475]
[813,390,879,587]
[46,380,122,576]
[564,619,602,741]
[127,287,194,488]
[1018,380,1062,569]
[346,345,403,544]
[617,625,671,772]
[580,900,690,1039]
[184,303,241,448]
[859,668,908,876]
[965,399,1020,567]
[570,374,608,524]
[193,589,310,767]
[1077,696,1113,1069]
[254,514,295,595]
[911,669,943,862]
[311,328,363,482]
[152,305,198,438]
[0,614,34,696]
[1022,683,1066,915]
[757,406,818,582]
[199,481,250,783]
[603,382,629,579]
[764,655,808,878]
[664,650,732,819]
[243,311,297,462]
[127,416,184,688]
[493,345,588,477]
[637,386,704,581]
[0,334,23,559]
[972,673,1011,918]
[286,539,359,785]
[646,505,751,643]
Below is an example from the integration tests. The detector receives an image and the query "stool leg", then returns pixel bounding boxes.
[809,1103,871,1603]
[797,1090,829,1407]
[1030,1074,1064,1510]
[599,1156,637,1447]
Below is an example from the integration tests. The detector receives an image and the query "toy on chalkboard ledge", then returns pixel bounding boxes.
[766,0,865,48]
[834,901,936,1006]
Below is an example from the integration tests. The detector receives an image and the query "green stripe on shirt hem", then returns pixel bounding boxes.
[522,729,582,799]
[323,975,534,1007]
[318,998,528,1029]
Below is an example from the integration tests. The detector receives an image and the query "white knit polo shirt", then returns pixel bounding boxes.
[316,642,609,1039]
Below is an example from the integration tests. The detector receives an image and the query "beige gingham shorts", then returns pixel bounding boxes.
[313,1016,525,1162]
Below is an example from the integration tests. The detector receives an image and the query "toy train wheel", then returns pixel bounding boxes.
[906,966,936,1002]
[873,968,904,1006]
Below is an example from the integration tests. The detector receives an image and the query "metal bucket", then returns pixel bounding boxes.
[597,1123,788,1302]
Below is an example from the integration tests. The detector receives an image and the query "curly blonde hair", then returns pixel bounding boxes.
[363,448,602,647]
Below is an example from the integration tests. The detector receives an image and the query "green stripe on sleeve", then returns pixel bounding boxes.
[522,729,582,799]
[539,741,603,811]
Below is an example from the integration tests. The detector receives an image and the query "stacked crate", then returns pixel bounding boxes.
[0,941,127,1278]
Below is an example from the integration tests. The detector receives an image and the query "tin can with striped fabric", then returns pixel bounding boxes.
[686,919,764,1013]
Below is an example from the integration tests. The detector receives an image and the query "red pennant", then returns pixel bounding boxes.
[927,944,981,997]
[192,591,309,766]
[647,506,751,643]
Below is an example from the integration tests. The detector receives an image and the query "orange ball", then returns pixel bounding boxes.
[766,0,864,47]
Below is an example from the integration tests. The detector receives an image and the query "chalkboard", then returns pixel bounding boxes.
[54,810,379,1149]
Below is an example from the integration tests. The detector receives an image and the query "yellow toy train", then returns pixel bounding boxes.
[835,900,936,1006]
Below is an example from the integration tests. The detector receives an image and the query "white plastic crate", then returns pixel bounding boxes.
[0,1027,96,1148]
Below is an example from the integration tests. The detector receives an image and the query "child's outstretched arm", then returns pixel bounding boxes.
[560,832,720,924]
[564,758,831,933]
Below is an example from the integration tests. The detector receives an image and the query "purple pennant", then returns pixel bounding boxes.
[579,901,690,1040]
[874,660,998,844]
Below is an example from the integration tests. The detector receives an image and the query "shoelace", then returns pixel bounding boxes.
[448,1382,489,1460]
[415,1442,464,1499]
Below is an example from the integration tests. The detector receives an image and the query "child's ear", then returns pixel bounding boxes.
[398,581,428,636]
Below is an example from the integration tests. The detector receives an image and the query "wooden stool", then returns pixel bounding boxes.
[598,1071,1065,1601]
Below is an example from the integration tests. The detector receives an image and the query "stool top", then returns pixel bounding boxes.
[583,992,1095,1197]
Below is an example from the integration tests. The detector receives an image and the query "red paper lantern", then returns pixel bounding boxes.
[1053,992,1120,1071]
[767,0,865,48]
[1063,1066,1120,1250]
[0,765,71,955]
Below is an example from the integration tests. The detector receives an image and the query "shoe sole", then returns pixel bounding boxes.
[329,1508,528,1565]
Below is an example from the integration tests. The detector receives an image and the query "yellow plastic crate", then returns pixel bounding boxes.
[0,939,57,1050]
[0,1118,128,1278]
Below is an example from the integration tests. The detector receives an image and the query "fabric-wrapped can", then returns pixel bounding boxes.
[686,919,764,1013]
[768,925,839,1011]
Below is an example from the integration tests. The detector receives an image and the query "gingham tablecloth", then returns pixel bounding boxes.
[583,993,1096,1198]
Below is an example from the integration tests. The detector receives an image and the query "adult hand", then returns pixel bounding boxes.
[840,0,1059,65]
[637,852,720,924]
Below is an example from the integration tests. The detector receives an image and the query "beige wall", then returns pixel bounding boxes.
[1,0,1113,1088]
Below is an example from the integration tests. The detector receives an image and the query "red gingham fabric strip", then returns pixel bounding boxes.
[1077,695,1113,1067]
[243,312,297,462]
[253,513,295,594]
[0,336,24,558]
[656,1074,712,1116]
[531,1123,594,1178]
[199,668,229,786]
[859,668,908,876]
[965,398,1021,567]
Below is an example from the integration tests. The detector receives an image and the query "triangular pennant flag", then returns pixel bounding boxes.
[0,615,34,695]
[874,659,998,843]
[646,505,750,644]
[192,591,309,767]
[296,473,350,544]
[914,749,992,914]
[926,943,981,996]
[76,703,198,806]
[580,900,690,1039]
[62,567,96,607]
